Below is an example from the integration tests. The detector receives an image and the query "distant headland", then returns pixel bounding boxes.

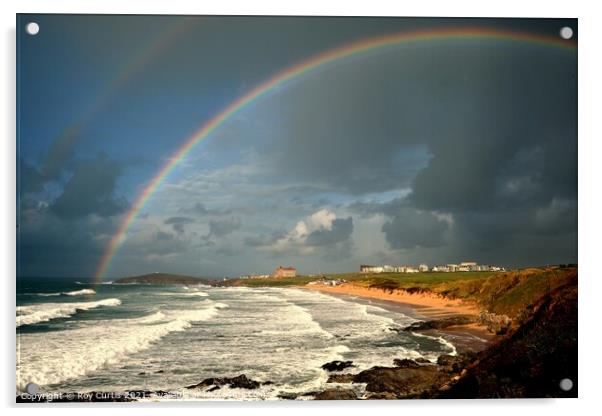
[114,272,213,285]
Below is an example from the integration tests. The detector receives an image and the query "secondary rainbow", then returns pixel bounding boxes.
[82,17,196,125]
[49,18,195,179]
[94,26,576,282]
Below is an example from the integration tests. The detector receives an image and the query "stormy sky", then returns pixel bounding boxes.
[17,15,577,278]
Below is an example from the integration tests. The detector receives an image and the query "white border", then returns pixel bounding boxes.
[2,1,600,415]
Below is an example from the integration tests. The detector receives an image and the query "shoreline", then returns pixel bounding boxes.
[302,283,497,351]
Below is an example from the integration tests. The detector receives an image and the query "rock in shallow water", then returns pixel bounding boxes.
[321,360,355,371]
[185,374,263,390]
[402,316,474,331]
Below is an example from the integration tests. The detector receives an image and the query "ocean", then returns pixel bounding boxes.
[16,278,459,400]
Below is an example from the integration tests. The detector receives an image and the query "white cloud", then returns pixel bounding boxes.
[309,209,336,231]
[258,208,339,255]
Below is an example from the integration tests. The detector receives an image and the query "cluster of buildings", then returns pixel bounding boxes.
[432,262,504,272]
[307,278,346,287]
[360,261,504,274]
[237,274,272,280]
[237,260,505,281]
[360,264,426,273]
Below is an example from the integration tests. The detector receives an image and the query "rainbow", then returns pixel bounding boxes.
[94,26,576,282]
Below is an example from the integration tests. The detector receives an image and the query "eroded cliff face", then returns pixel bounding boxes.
[439,278,578,398]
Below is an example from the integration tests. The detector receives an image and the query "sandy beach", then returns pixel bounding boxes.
[305,283,497,348]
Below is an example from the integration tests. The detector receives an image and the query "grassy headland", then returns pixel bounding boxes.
[114,273,213,285]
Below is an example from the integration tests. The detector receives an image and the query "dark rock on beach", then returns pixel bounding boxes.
[321,360,354,371]
[277,392,300,400]
[402,316,474,332]
[393,358,423,368]
[314,388,357,400]
[353,365,444,397]
[185,374,263,390]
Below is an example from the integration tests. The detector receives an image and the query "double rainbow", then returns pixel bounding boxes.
[94,26,576,283]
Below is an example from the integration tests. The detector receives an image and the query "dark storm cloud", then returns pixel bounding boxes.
[19,159,45,195]
[258,41,576,201]
[381,208,450,250]
[40,124,80,182]
[350,199,450,249]
[19,125,81,196]
[243,38,576,266]
[17,124,128,276]
[18,208,115,277]
[164,216,194,234]
[205,217,242,239]
[306,217,354,246]
[51,154,127,218]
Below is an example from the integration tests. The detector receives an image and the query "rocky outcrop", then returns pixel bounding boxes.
[477,311,512,335]
[401,316,474,332]
[321,360,355,372]
[326,373,355,383]
[393,358,431,368]
[436,352,477,372]
[185,374,264,390]
[314,388,357,400]
[352,365,444,397]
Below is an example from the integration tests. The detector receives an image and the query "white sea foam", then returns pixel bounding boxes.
[16,301,226,390]
[411,331,458,357]
[157,291,210,297]
[34,288,96,297]
[16,298,121,327]
[183,291,210,297]
[64,289,96,296]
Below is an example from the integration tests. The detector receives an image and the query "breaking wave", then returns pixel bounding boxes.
[35,288,96,297]
[16,298,121,327]
[16,300,227,390]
